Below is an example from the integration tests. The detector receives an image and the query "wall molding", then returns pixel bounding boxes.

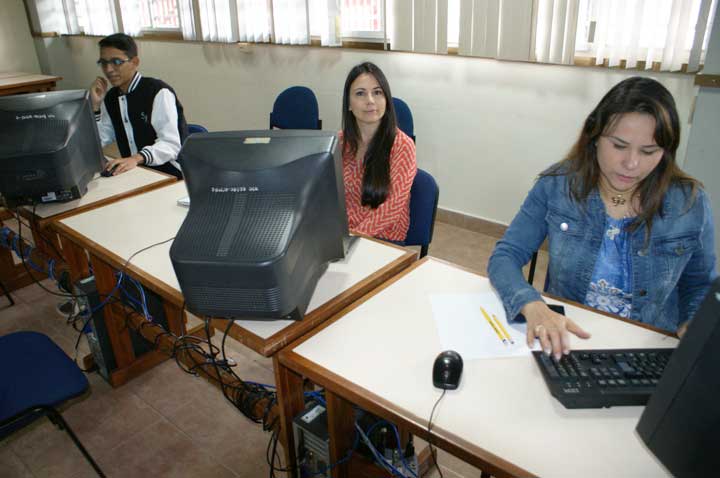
[436,208,508,239]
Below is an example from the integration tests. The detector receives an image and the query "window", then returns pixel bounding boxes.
[33,0,715,72]
[573,0,717,70]
[72,0,115,35]
[341,0,383,38]
[140,0,180,30]
[447,0,460,47]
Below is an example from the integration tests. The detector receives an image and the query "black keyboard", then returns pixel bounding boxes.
[532,348,673,409]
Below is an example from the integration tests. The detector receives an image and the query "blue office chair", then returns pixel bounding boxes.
[269,86,322,130]
[0,331,105,477]
[527,251,551,292]
[405,169,439,258]
[393,97,415,143]
[187,123,208,134]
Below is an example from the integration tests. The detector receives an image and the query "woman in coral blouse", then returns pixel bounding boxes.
[340,62,417,242]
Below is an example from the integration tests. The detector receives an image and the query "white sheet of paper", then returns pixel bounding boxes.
[430,292,538,359]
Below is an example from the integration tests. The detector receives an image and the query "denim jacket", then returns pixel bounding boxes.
[488,172,717,333]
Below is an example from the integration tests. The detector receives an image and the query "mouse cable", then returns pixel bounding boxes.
[427,389,446,478]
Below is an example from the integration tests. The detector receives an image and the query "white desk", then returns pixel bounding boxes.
[277,258,677,478]
[55,181,416,359]
[0,73,62,96]
[4,167,174,291]
[26,167,176,221]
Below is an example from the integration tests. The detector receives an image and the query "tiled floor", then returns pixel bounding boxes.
[0,221,547,478]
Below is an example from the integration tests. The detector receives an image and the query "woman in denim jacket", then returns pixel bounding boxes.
[488,77,716,360]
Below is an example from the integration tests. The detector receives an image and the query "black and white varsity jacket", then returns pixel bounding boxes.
[95,72,188,178]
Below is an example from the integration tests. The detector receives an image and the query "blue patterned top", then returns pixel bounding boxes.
[584,215,634,317]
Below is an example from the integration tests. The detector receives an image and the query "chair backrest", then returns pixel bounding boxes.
[270,86,322,130]
[393,97,415,142]
[188,123,208,134]
[405,169,439,257]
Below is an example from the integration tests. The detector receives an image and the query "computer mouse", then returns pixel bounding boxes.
[433,350,463,390]
[101,164,118,177]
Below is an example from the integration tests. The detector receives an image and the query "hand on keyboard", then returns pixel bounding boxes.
[521,301,591,360]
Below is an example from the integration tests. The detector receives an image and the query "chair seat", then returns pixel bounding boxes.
[0,331,88,423]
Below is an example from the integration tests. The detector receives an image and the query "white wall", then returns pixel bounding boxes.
[0,0,41,73]
[684,5,720,262]
[33,35,697,226]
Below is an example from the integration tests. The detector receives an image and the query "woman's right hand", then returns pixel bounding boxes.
[89,77,108,111]
[522,301,591,360]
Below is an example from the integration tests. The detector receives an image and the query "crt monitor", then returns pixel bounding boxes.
[0,89,104,208]
[636,277,720,477]
[169,130,349,321]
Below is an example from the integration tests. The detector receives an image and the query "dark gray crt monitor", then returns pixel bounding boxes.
[0,90,104,208]
[636,277,720,477]
[169,130,349,321]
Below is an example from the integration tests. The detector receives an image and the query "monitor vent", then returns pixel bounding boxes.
[188,286,282,314]
[0,119,68,155]
[186,192,296,259]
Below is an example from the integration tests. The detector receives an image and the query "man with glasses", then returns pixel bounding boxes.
[90,33,187,179]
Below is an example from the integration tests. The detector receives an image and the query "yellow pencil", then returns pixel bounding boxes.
[480,306,508,345]
[492,313,515,345]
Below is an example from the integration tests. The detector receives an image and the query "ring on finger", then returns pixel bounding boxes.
[534,325,545,335]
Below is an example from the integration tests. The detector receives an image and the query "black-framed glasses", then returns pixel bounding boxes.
[96,58,131,67]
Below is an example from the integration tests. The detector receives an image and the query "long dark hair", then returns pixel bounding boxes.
[545,76,700,235]
[342,62,398,208]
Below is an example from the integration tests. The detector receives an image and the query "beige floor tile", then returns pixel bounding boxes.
[0,444,34,478]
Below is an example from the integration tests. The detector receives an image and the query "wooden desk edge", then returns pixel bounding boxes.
[0,75,62,89]
[19,172,177,229]
[276,256,675,477]
[52,221,184,307]
[277,350,533,478]
[213,239,418,356]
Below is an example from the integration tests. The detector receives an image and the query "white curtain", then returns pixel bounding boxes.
[391,0,448,54]
[534,0,580,64]
[118,0,143,36]
[26,0,116,35]
[178,0,198,39]
[73,0,117,35]
[272,0,310,44]
[458,0,532,60]
[312,0,341,46]
[198,0,239,42]
[585,0,716,72]
[237,0,272,42]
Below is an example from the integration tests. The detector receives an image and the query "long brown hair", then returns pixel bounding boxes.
[545,76,700,235]
[341,62,398,209]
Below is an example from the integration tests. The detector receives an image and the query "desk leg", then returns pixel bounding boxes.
[91,254,135,369]
[90,254,169,387]
[326,390,355,478]
[58,236,90,285]
[30,225,61,261]
[274,355,305,478]
[0,213,40,292]
[162,301,186,336]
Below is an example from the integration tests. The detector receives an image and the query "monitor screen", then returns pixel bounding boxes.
[636,278,720,477]
[0,89,104,208]
[170,130,349,321]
